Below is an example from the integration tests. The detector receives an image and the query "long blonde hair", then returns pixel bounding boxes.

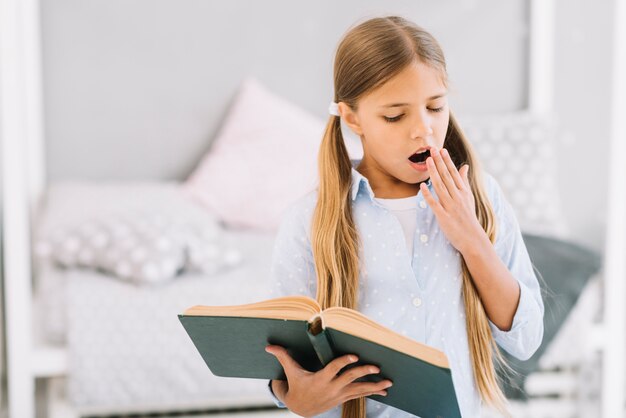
[311,15,515,417]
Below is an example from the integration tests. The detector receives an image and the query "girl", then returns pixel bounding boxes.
[264,15,544,418]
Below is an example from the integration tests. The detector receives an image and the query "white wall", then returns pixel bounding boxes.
[553,0,613,252]
[40,0,529,182]
[38,0,610,252]
[0,135,5,415]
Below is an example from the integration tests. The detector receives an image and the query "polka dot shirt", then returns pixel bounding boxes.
[267,158,545,417]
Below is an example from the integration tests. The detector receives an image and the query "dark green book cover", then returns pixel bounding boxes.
[178,310,461,418]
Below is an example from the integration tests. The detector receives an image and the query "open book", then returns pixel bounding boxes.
[178,295,461,418]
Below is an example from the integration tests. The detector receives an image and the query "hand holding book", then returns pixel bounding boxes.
[265,344,393,416]
[178,295,461,418]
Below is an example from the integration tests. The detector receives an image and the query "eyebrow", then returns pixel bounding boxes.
[380,92,448,108]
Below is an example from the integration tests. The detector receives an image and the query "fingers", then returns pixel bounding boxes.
[342,380,393,402]
[265,345,305,380]
[343,389,388,402]
[321,354,360,379]
[270,379,288,400]
[427,147,470,211]
[334,364,380,386]
[426,152,452,210]
[430,147,457,200]
[440,148,466,191]
[420,182,444,215]
[460,164,470,186]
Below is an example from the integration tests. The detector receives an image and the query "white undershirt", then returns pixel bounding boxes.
[373,194,418,256]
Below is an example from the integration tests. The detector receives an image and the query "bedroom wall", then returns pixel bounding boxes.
[0,133,5,413]
[38,0,611,253]
[553,0,613,254]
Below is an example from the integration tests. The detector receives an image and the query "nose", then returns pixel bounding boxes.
[410,113,434,139]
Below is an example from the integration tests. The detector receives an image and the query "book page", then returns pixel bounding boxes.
[182,295,321,321]
[321,308,450,369]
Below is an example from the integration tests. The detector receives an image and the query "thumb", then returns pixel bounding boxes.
[266,345,303,378]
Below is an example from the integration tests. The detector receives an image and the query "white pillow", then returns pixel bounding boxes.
[37,209,242,284]
[34,182,243,284]
[183,75,361,232]
[457,111,568,239]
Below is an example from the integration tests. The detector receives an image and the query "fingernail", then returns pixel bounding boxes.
[350,355,358,362]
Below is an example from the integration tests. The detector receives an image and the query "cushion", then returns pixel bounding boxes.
[457,111,568,239]
[497,233,602,400]
[38,209,242,284]
[182,75,361,232]
[34,182,243,284]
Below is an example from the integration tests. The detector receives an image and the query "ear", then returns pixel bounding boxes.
[337,102,363,136]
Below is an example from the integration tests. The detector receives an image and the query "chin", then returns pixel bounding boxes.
[403,172,427,184]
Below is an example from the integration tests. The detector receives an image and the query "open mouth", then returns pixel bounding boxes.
[408,149,431,164]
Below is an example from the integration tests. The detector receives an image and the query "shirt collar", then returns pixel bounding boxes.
[349,158,432,202]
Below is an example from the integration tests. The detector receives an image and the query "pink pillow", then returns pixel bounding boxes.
[183,76,331,231]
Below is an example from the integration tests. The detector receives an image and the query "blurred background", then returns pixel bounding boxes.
[1,0,624,417]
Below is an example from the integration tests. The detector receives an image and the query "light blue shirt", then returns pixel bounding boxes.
[266,158,544,417]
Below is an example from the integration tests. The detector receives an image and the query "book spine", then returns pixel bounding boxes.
[306,328,336,366]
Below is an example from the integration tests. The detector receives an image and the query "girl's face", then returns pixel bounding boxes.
[339,60,450,198]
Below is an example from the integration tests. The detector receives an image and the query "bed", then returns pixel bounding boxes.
[30,182,603,418]
[3,2,612,415]
[27,103,603,417]
[32,181,284,415]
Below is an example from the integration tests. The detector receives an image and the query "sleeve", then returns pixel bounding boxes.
[268,199,318,300]
[267,379,287,408]
[485,173,545,361]
[266,198,318,407]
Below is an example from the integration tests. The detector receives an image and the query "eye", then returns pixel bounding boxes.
[428,106,445,113]
[383,114,404,123]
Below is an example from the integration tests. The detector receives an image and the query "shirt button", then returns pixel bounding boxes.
[412,297,422,307]
[420,234,429,243]
[419,201,427,209]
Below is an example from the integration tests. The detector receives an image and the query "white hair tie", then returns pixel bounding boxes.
[328,101,340,117]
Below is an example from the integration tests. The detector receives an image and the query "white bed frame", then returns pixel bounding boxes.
[2,0,624,417]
